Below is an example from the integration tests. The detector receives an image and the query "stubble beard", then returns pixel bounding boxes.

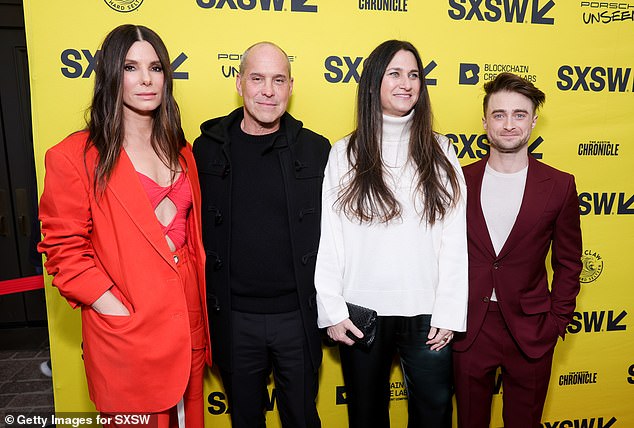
[488,134,529,154]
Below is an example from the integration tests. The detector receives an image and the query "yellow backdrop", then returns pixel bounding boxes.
[25,0,633,426]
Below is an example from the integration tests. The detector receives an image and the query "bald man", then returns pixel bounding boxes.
[193,42,330,427]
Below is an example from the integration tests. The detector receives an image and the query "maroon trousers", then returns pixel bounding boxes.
[453,302,555,428]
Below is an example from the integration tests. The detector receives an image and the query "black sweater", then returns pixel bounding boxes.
[227,120,297,313]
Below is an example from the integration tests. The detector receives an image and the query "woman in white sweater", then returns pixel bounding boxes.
[315,40,468,427]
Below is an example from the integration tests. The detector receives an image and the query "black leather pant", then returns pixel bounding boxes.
[339,314,453,428]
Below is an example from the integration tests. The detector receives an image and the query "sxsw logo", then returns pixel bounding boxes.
[578,192,634,215]
[566,310,627,334]
[448,133,544,159]
[60,49,189,79]
[324,56,438,85]
[207,389,278,415]
[541,417,617,428]
[448,0,555,24]
[557,66,633,92]
[196,0,318,12]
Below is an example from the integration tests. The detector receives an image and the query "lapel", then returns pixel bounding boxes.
[180,147,205,257]
[107,149,177,270]
[496,156,553,259]
[466,159,497,259]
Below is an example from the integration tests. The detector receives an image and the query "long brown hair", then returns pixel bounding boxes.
[86,24,185,193]
[337,40,461,225]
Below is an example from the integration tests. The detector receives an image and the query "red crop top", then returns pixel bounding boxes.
[137,171,192,250]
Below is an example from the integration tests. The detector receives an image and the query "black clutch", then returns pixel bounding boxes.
[346,302,378,348]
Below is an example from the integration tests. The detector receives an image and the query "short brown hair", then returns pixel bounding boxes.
[483,72,545,115]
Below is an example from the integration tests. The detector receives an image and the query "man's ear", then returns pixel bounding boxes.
[531,114,538,129]
[236,74,243,97]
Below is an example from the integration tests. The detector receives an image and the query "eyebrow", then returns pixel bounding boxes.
[490,108,530,114]
[124,58,162,65]
[248,72,289,79]
[386,66,419,72]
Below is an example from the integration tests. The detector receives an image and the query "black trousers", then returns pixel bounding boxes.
[339,315,453,428]
[219,310,320,428]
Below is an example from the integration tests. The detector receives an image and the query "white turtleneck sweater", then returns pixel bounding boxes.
[315,111,469,332]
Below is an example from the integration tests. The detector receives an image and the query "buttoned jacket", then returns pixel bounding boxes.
[193,108,330,372]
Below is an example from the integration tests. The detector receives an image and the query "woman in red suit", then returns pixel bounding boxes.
[38,25,210,427]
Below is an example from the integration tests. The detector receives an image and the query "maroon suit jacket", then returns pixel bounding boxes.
[453,156,582,359]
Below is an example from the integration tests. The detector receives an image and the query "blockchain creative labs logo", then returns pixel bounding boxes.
[578,140,620,156]
[581,1,634,24]
[217,51,296,79]
[358,0,409,12]
[558,370,599,386]
[390,380,408,401]
[459,62,537,85]
[104,0,144,12]
[580,249,604,284]
[336,381,408,405]
[196,0,318,12]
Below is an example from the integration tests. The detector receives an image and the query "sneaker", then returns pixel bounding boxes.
[40,360,52,377]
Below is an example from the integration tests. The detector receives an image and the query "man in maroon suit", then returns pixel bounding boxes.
[452,73,582,428]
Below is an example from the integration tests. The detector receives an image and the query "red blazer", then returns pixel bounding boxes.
[453,156,582,359]
[38,131,211,412]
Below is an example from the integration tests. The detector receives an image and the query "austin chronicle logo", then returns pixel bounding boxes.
[104,0,144,12]
[580,249,603,283]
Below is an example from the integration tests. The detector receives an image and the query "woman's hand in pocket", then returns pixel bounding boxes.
[91,290,130,316]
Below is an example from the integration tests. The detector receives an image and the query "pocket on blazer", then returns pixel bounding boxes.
[90,285,135,329]
[93,311,134,330]
[520,295,552,315]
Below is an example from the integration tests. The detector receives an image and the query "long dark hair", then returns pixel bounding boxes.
[337,40,461,225]
[87,24,185,193]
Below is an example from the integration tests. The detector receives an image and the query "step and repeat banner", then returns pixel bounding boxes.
[25,1,632,427]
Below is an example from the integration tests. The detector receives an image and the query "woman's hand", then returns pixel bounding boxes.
[91,290,130,316]
[327,318,364,346]
[426,326,454,351]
